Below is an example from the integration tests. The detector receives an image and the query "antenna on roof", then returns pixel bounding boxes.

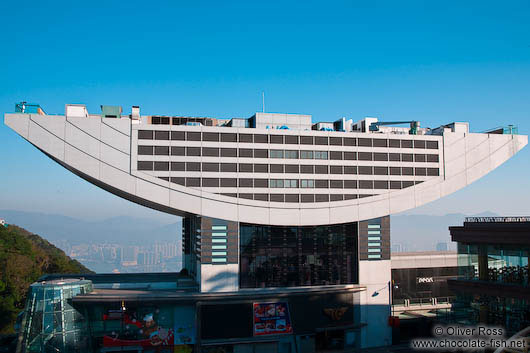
[262,91,265,113]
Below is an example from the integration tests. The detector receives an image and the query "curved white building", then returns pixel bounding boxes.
[5,103,527,349]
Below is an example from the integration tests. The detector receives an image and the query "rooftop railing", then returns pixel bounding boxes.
[465,216,530,223]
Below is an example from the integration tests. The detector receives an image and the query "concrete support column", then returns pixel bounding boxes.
[478,246,489,281]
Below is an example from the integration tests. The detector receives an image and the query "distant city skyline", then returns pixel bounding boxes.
[1,1,529,221]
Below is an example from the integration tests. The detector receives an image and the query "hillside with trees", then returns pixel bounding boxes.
[0,224,93,334]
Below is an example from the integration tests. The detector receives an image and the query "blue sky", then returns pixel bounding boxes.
[1,1,529,222]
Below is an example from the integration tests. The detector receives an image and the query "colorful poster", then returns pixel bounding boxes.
[253,302,293,336]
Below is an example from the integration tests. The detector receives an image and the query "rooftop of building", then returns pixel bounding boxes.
[14,101,520,137]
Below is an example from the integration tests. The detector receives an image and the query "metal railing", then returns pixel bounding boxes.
[465,216,530,223]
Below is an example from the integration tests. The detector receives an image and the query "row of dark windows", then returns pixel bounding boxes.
[156,176,425,190]
[138,145,440,163]
[137,130,439,149]
[138,160,440,176]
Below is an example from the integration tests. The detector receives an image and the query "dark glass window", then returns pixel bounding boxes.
[330,151,343,160]
[373,139,388,147]
[427,168,440,176]
[374,180,389,189]
[415,167,427,176]
[390,181,402,189]
[389,139,400,148]
[315,180,329,188]
[171,162,185,171]
[389,153,400,162]
[154,146,169,155]
[401,140,413,148]
[203,163,220,172]
[254,179,268,188]
[270,135,283,144]
[239,134,253,143]
[202,132,219,142]
[186,178,200,187]
[254,164,269,173]
[239,222,358,288]
[414,154,426,162]
[187,132,201,141]
[330,180,343,189]
[138,130,153,139]
[390,167,401,175]
[186,162,201,171]
[171,146,185,156]
[301,194,315,203]
[221,133,237,142]
[202,178,220,187]
[137,161,153,170]
[427,154,439,163]
[269,194,283,202]
[187,147,201,156]
[344,137,356,146]
[239,179,253,187]
[171,131,186,141]
[254,149,268,158]
[254,134,268,143]
[358,152,372,161]
[414,140,426,149]
[171,177,185,185]
[358,166,373,175]
[314,136,328,145]
[285,194,299,203]
[315,165,328,174]
[345,194,358,200]
[285,135,299,144]
[374,166,388,175]
[315,194,329,202]
[221,148,237,157]
[239,163,253,172]
[254,194,269,201]
[202,147,219,157]
[155,131,170,140]
[330,194,344,201]
[221,178,237,188]
[300,165,314,174]
[270,164,284,173]
[221,163,237,172]
[344,180,357,189]
[344,152,357,160]
[239,149,253,158]
[344,166,357,174]
[300,136,313,145]
[402,167,413,176]
[285,164,299,173]
[329,137,342,146]
[330,166,343,174]
[358,138,372,147]
[359,180,373,189]
[138,145,153,155]
[426,141,439,149]
[401,153,413,162]
[239,193,254,200]
[402,181,414,188]
[154,161,169,171]
[374,152,388,161]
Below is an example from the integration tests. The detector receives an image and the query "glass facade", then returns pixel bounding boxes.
[240,222,358,288]
[18,279,93,353]
[457,243,530,286]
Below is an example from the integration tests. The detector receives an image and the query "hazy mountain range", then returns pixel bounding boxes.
[0,210,181,245]
[0,209,498,251]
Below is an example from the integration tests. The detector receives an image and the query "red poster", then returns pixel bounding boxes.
[253,302,293,336]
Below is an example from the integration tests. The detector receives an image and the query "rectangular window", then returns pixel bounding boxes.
[374,180,389,189]
[300,136,313,145]
[285,135,299,144]
[187,147,201,156]
[154,161,169,171]
[285,194,299,203]
[187,132,201,141]
[221,163,237,172]
[270,164,284,173]
[344,166,357,174]
[254,149,268,158]
[367,224,381,229]
[138,145,153,155]
[202,147,219,157]
[427,154,439,163]
[368,236,381,241]
[270,194,285,202]
[270,150,284,158]
[202,132,219,142]
[138,130,153,139]
[372,139,388,147]
[171,146,185,156]
[374,152,388,161]
[202,178,220,187]
[414,140,426,149]
[427,168,440,176]
[314,136,328,145]
[368,242,381,247]
[254,134,268,143]
[285,164,299,173]
[330,180,343,189]
[202,163,219,172]
[401,140,413,148]
[301,194,315,203]
[171,162,185,171]
[358,166,372,175]
[300,165,314,174]
[368,254,381,259]
[368,231,381,235]
[239,178,253,187]
[344,152,357,160]
[358,138,372,147]
[344,137,356,146]
[344,180,357,189]
[374,166,388,175]
[388,139,400,148]
[314,165,328,174]
[254,179,268,187]
[254,164,269,173]
[137,161,153,170]
[414,154,426,162]
[155,131,170,140]
[212,251,227,256]
[186,178,200,187]
[171,131,185,140]
[426,140,439,149]
[186,162,201,171]
[154,146,169,155]
[212,231,227,236]
[212,257,227,263]
[315,180,329,188]
[389,153,400,162]
[359,180,373,189]
[368,248,381,253]
[330,166,343,174]
[212,238,227,243]
[221,133,237,142]
[300,150,313,159]
[285,150,299,159]
[330,151,343,160]
[358,152,372,161]
[329,137,343,146]
[270,135,284,144]
[239,134,253,143]
[212,245,227,250]
[239,163,253,172]
[254,193,269,201]
[220,178,237,187]
[221,148,237,157]
[239,148,253,158]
